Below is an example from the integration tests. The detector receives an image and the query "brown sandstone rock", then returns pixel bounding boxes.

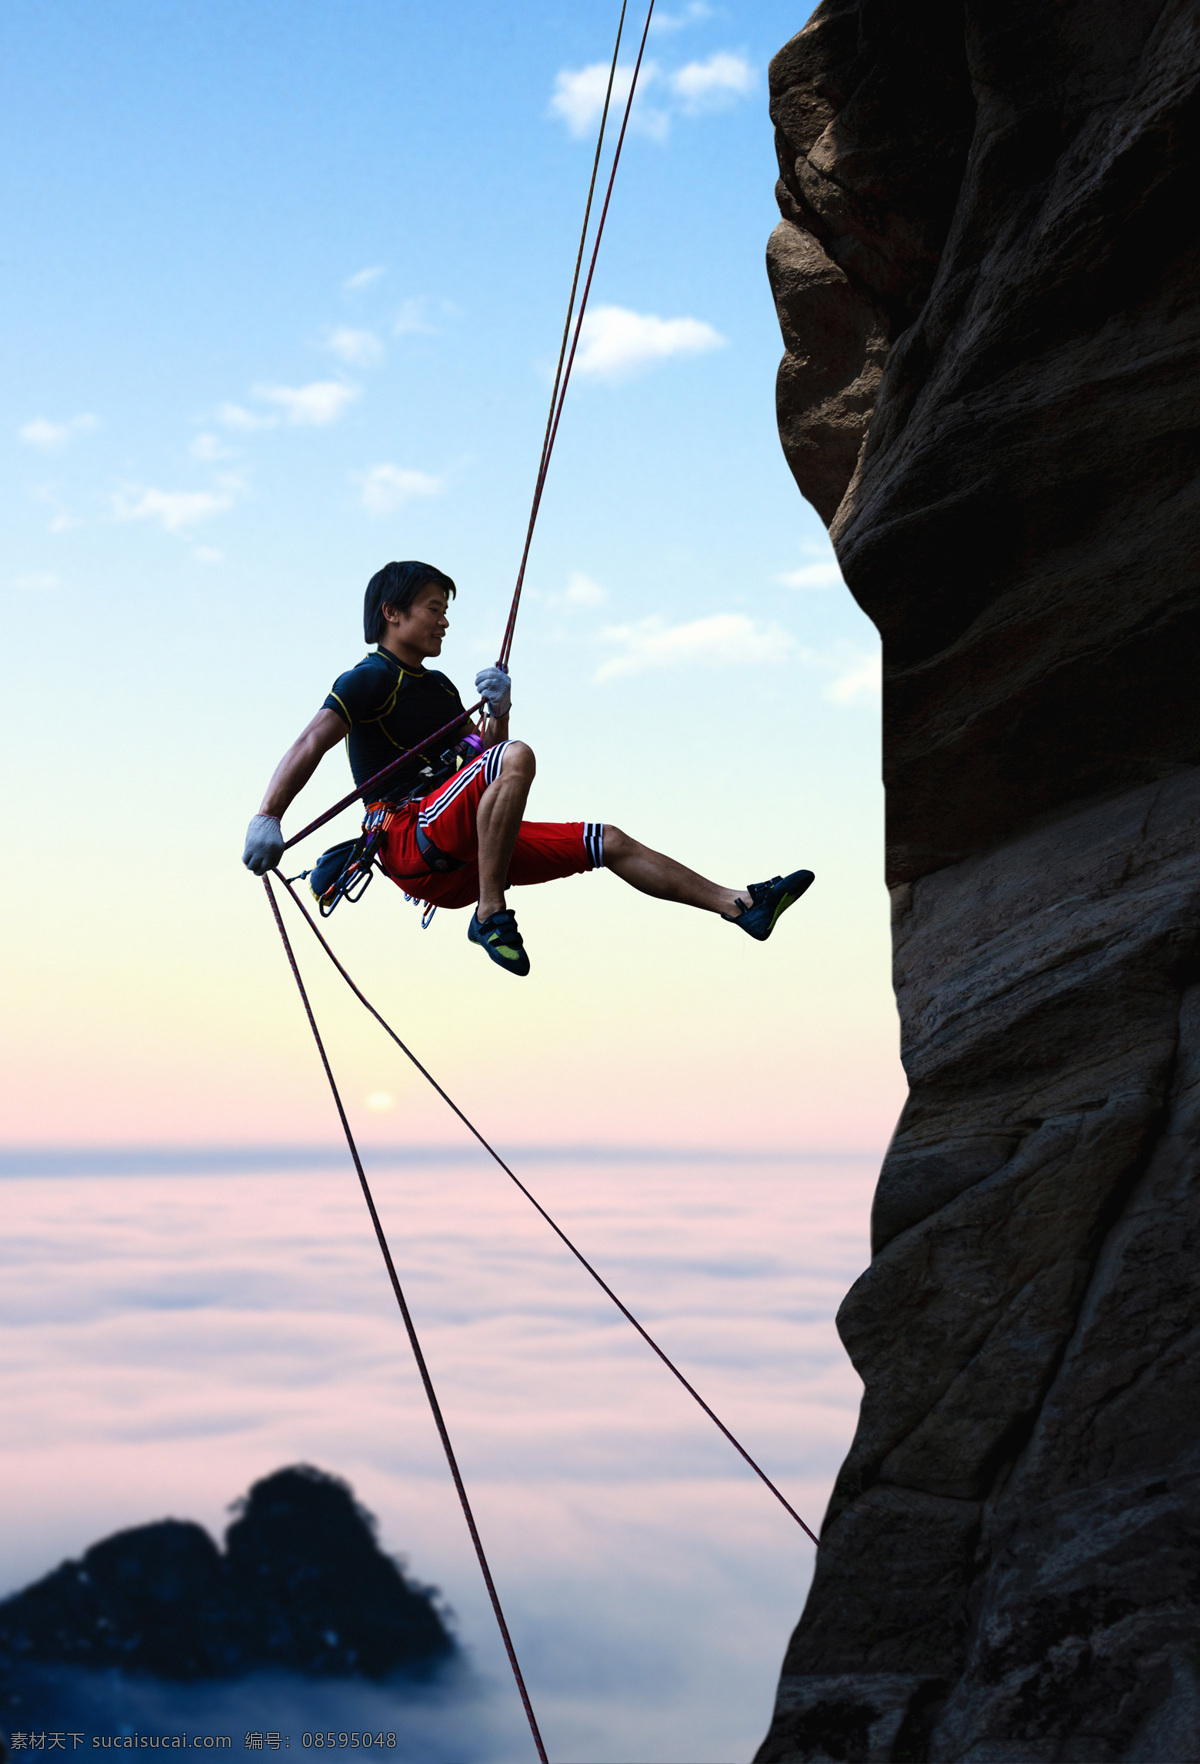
[758,2,1200,1758]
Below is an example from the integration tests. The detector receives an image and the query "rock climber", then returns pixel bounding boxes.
[242,560,814,976]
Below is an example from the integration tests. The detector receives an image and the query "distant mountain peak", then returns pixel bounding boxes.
[0,1465,455,1696]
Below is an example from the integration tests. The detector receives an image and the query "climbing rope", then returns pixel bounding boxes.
[275,867,819,1543]
[283,0,658,857]
[498,0,656,673]
[268,10,663,1751]
[262,877,548,1762]
[262,7,818,1755]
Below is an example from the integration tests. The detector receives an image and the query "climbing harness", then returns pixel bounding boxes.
[261,4,817,1754]
[299,731,486,916]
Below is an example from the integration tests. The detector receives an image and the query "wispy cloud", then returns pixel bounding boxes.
[565,571,608,608]
[550,62,634,138]
[595,613,792,681]
[549,47,754,139]
[650,1,714,33]
[549,63,668,140]
[573,305,725,381]
[31,487,82,532]
[777,551,842,590]
[215,378,360,435]
[256,381,359,426]
[824,652,881,705]
[326,327,384,368]
[595,613,880,703]
[12,572,59,592]
[18,414,99,451]
[344,265,384,292]
[359,464,443,516]
[218,402,275,432]
[535,571,609,611]
[669,51,755,112]
[112,481,238,533]
[191,432,235,462]
[394,297,437,338]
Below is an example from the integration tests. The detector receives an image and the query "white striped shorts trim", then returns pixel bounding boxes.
[417,740,510,833]
[417,740,604,869]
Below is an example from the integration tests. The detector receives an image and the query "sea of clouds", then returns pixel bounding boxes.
[0,1153,875,1762]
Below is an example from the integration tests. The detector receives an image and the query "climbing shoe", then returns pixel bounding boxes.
[468,907,530,976]
[725,869,815,942]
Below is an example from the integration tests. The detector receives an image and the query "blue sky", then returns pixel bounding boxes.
[0,0,901,1154]
[0,10,903,1754]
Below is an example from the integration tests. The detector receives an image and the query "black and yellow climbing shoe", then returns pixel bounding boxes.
[468,907,530,976]
[725,870,815,942]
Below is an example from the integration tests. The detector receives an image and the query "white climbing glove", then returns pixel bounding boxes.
[474,666,512,719]
[242,814,284,875]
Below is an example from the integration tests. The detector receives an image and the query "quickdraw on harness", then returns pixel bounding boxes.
[305,801,393,916]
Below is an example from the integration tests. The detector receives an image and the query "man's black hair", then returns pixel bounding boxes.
[364,561,457,644]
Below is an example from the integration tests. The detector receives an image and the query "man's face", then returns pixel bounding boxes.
[384,586,450,659]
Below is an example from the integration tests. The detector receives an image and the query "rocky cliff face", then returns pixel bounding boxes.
[759,3,1200,1759]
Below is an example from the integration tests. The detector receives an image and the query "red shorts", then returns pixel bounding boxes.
[376,741,604,910]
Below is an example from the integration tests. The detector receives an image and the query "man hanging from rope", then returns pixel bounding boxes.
[242,561,814,976]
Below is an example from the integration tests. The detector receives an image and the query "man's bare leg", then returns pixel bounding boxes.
[602,825,749,918]
[475,741,536,922]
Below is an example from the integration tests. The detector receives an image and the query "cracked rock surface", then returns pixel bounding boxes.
[758,2,1200,1759]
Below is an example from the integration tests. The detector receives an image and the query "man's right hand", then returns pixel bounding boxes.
[243,814,284,875]
[475,666,512,720]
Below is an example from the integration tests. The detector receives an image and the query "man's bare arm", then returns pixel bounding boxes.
[258,707,349,821]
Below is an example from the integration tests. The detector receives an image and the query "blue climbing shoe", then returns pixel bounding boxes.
[468,907,530,976]
[726,870,815,942]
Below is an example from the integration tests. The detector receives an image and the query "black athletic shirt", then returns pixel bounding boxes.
[324,648,470,803]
